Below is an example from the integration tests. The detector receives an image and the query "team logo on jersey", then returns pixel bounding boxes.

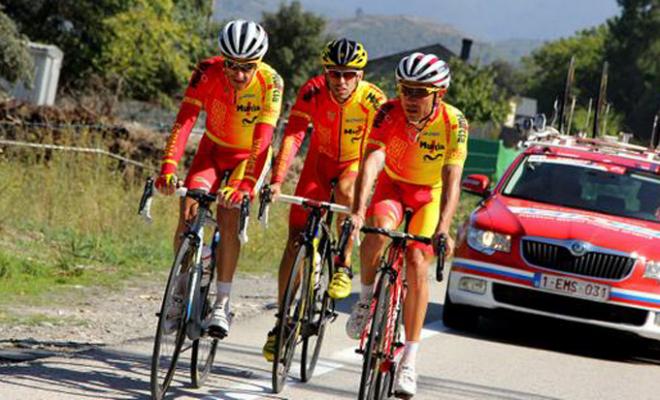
[343,126,363,136]
[423,154,443,161]
[242,116,258,125]
[366,92,382,110]
[419,140,445,152]
[237,102,261,114]
[302,85,322,102]
[373,103,395,128]
[190,60,212,88]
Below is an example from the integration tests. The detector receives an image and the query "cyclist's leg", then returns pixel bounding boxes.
[208,149,250,336]
[394,185,439,396]
[402,185,438,343]
[264,152,322,360]
[175,136,218,251]
[276,152,324,303]
[327,159,359,299]
[346,173,402,339]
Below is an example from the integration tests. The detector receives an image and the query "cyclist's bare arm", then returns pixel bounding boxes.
[352,147,385,221]
[436,164,463,256]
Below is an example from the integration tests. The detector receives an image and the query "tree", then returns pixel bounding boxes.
[3,0,216,102]
[605,0,659,141]
[490,59,525,97]
[0,6,33,86]
[99,0,212,103]
[445,58,510,125]
[521,26,608,116]
[261,1,328,101]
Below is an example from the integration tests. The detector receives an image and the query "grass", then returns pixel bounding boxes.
[0,134,480,309]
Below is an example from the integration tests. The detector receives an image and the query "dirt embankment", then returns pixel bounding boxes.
[0,100,198,170]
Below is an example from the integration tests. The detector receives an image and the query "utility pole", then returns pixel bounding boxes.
[593,62,608,138]
[558,56,576,134]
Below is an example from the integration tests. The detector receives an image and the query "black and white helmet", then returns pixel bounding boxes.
[395,52,450,89]
[218,19,269,61]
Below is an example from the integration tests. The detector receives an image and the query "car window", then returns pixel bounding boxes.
[503,156,660,223]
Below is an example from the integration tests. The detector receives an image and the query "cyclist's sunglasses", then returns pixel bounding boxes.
[224,59,258,73]
[398,84,440,99]
[325,68,360,80]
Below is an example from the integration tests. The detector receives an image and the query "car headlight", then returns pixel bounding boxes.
[467,227,511,255]
[644,260,660,281]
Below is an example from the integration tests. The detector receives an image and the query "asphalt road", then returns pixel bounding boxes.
[2,279,659,400]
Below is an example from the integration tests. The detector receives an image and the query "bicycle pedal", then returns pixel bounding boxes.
[355,348,364,355]
[155,312,161,317]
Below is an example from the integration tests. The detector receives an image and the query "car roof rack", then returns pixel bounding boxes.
[523,129,660,164]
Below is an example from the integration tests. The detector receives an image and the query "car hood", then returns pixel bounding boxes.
[472,195,660,257]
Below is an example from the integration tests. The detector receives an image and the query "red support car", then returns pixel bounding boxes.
[445,133,660,341]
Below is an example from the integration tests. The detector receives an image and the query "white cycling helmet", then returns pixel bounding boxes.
[218,19,269,61]
[395,52,450,89]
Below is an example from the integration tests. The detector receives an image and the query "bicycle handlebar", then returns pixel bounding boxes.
[336,219,448,282]
[138,177,250,242]
[258,184,350,228]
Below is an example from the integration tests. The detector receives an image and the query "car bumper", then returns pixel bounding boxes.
[447,257,660,341]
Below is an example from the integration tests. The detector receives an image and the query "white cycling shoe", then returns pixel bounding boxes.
[206,302,232,339]
[394,365,417,397]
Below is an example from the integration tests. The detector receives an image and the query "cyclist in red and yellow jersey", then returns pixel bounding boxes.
[347,53,468,397]
[262,39,386,361]
[155,20,283,338]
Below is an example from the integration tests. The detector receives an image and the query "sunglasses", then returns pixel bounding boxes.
[398,84,440,99]
[325,69,360,80]
[224,59,258,73]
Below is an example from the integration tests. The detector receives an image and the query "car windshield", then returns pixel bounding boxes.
[502,155,660,223]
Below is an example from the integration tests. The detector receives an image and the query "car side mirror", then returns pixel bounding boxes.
[462,174,491,198]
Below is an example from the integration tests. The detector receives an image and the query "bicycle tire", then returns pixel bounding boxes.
[190,260,218,388]
[150,238,192,400]
[300,241,334,382]
[272,245,307,393]
[358,270,392,400]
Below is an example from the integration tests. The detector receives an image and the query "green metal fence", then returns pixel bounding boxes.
[463,138,522,183]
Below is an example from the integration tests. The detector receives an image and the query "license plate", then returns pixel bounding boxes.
[533,273,610,302]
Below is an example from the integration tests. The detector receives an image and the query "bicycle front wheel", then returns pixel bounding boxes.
[300,244,333,382]
[272,244,307,393]
[358,270,392,400]
[190,261,218,388]
[150,238,192,400]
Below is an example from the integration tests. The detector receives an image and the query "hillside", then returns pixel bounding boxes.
[213,2,541,64]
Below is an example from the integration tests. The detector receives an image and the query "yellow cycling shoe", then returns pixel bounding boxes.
[262,328,277,362]
[328,267,353,300]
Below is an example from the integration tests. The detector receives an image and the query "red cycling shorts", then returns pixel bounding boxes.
[184,134,250,193]
[289,150,359,229]
[366,172,441,255]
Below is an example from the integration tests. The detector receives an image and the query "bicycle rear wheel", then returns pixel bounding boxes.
[272,245,307,393]
[300,243,333,382]
[358,270,392,400]
[190,261,218,388]
[150,239,192,400]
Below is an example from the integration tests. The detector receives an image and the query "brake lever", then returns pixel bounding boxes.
[258,185,272,228]
[138,177,155,223]
[435,234,447,282]
[238,195,250,244]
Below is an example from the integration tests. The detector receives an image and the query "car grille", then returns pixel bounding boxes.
[492,284,648,326]
[521,239,635,280]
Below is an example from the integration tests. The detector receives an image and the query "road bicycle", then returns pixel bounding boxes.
[138,176,251,400]
[338,211,445,400]
[258,182,352,393]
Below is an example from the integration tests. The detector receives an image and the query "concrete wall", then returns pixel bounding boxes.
[7,43,63,106]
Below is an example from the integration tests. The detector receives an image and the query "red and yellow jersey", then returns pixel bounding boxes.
[367,99,468,188]
[161,56,283,173]
[271,75,386,183]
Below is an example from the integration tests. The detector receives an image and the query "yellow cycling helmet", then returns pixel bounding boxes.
[320,38,368,69]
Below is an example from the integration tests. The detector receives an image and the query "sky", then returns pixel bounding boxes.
[286,0,621,41]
